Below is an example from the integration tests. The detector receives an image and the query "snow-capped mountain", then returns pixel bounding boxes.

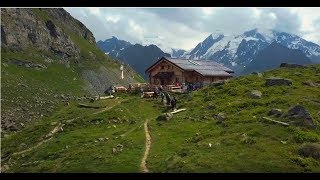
[182,28,320,73]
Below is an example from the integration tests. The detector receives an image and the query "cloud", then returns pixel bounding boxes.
[65,7,320,50]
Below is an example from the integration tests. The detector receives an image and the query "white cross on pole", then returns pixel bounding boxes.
[120,65,124,79]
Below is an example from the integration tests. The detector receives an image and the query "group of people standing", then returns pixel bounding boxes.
[151,86,177,111]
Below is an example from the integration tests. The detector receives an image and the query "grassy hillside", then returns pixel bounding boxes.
[2,64,320,172]
[1,8,144,134]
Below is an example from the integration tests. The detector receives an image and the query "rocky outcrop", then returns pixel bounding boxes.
[287,105,315,129]
[41,8,95,44]
[265,77,293,86]
[298,143,320,160]
[1,8,85,59]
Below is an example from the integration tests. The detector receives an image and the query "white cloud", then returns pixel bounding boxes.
[105,16,120,23]
[65,7,320,50]
[87,7,101,16]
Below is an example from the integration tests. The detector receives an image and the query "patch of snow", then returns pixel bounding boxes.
[211,33,223,39]
[231,62,237,66]
[120,48,124,50]
[256,28,275,43]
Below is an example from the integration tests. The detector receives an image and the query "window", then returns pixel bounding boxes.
[196,77,198,81]
[161,66,164,69]
[167,65,170,70]
[176,77,179,82]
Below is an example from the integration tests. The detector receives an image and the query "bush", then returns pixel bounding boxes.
[293,130,319,143]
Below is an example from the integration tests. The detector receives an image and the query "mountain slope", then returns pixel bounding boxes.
[241,42,312,74]
[1,8,143,133]
[115,44,171,80]
[97,37,170,80]
[182,28,320,73]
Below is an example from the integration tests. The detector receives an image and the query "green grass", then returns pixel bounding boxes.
[2,56,320,171]
[2,96,163,172]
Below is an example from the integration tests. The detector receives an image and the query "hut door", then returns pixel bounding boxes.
[160,78,164,85]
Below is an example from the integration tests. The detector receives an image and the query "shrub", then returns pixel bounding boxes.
[293,130,319,143]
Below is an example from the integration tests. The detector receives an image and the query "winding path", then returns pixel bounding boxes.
[141,119,151,173]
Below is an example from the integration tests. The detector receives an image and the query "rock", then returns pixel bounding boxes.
[6,123,18,131]
[302,80,317,87]
[20,122,25,127]
[98,138,104,141]
[129,120,136,124]
[112,119,118,123]
[268,108,282,117]
[207,104,215,110]
[112,144,124,154]
[214,113,226,123]
[280,141,287,144]
[249,90,262,99]
[94,140,98,143]
[252,72,263,77]
[287,105,315,129]
[280,63,305,68]
[294,72,302,76]
[298,143,320,160]
[156,113,173,121]
[265,77,293,86]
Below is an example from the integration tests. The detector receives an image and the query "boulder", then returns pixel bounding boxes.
[249,90,262,99]
[287,105,315,129]
[280,63,305,68]
[302,80,317,87]
[298,143,320,160]
[156,113,173,121]
[252,72,263,77]
[268,108,282,117]
[265,77,292,86]
[214,113,226,123]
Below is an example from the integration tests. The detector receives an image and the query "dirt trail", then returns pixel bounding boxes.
[12,123,64,156]
[141,119,151,173]
[93,99,123,115]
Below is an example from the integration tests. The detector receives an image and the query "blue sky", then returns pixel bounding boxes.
[65,8,320,51]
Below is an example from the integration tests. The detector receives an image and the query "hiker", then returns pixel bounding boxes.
[171,97,177,111]
[105,85,114,96]
[159,85,163,92]
[165,92,171,106]
[153,88,158,99]
[160,91,165,103]
[140,87,144,97]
